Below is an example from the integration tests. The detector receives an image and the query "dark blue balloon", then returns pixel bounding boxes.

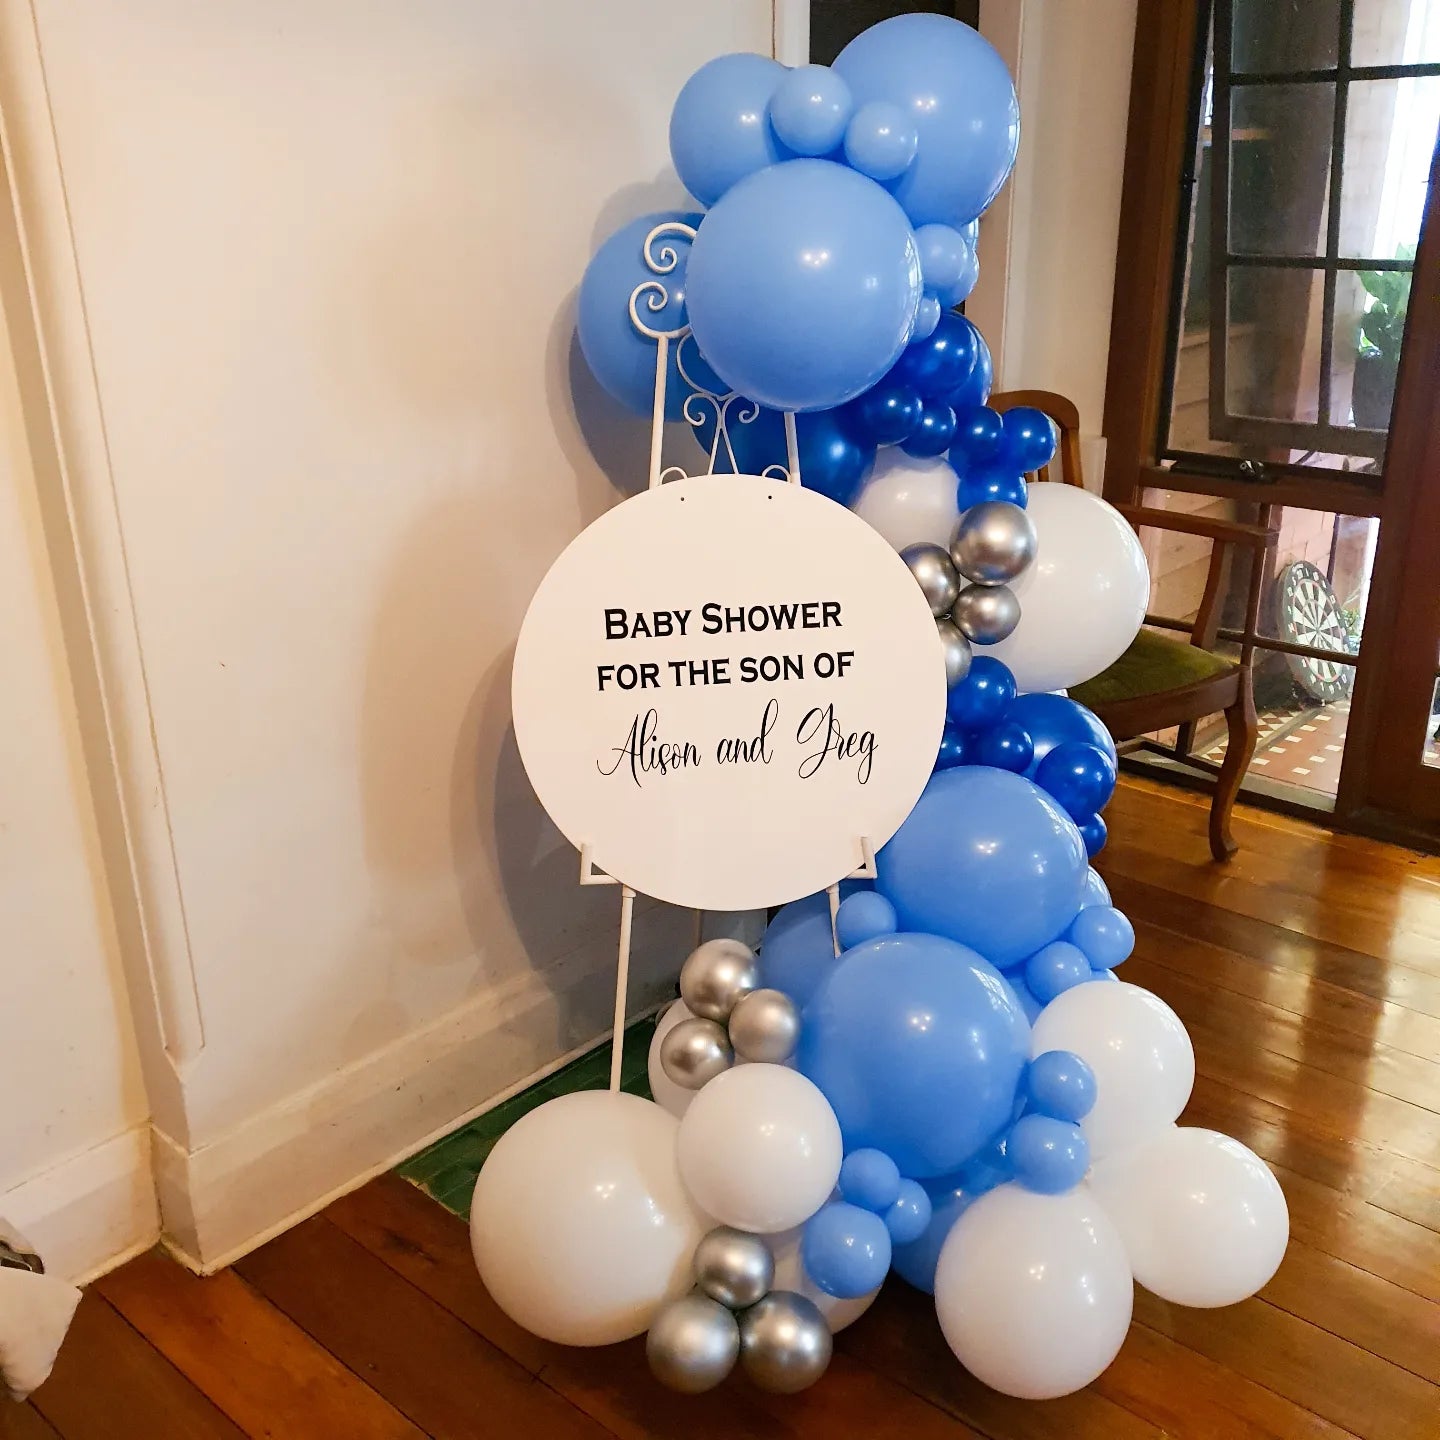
[973,722,1034,773]
[890,313,978,400]
[839,1148,901,1213]
[799,932,1030,1177]
[1034,741,1118,821]
[943,325,992,408]
[696,405,876,505]
[890,1165,1001,1293]
[1002,693,1117,777]
[1068,904,1135,969]
[935,722,970,771]
[956,462,1027,511]
[835,891,898,950]
[950,404,1006,464]
[875,767,1089,969]
[1079,812,1108,857]
[901,399,958,457]
[801,1201,892,1299]
[841,381,922,446]
[884,1180,933,1245]
[1007,1114,1090,1195]
[1024,940,1093,1005]
[999,405,1059,472]
[945,655,1016,730]
[1025,1049,1097,1122]
[758,882,870,1008]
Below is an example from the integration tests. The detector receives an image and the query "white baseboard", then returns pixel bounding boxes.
[0,1125,159,1285]
[154,902,696,1273]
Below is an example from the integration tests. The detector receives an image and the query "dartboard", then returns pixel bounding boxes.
[1275,561,1353,702]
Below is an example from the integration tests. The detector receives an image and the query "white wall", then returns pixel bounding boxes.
[0,0,774,1270]
[976,0,1138,484]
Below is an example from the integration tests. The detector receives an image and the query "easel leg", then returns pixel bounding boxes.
[611,886,637,1092]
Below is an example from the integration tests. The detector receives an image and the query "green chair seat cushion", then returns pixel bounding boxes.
[1070,628,1234,708]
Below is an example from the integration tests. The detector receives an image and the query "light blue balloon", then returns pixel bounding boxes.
[799,932,1030,1177]
[911,295,942,341]
[770,64,854,156]
[757,882,869,1009]
[685,159,922,412]
[802,1202,892,1299]
[835,891,898,950]
[1080,868,1112,909]
[1004,971,1044,1021]
[839,1148,902,1213]
[1068,905,1136,969]
[890,1163,1002,1293]
[884,1180,933,1245]
[843,100,918,181]
[577,211,704,421]
[875,767,1088,969]
[1025,1049,1097,1123]
[669,53,789,206]
[914,224,969,293]
[834,14,1020,227]
[1024,940,1093,1005]
[1007,1114,1090,1195]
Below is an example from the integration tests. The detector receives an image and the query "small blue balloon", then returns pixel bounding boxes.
[1025,1050,1097,1123]
[696,405,876,505]
[945,655,1016,730]
[884,1180,933,1245]
[801,1202,892,1299]
[956,463,1027,511]
[944,326,993,408]
[901,399,957,457]
[770,64,854,156]
[843,99,918,180]
[1080,867,1112,909]
[937,240,979,307]
[577,212,705,421]
[910,294,942,341]
[1079,812,1108,858]
[841,380,923,446]
[1004,971,1044,1021]
[836,891,899,950]
[960,219,980,248]
[1007,1114,1090,1195]
[890,1169,997,1293]
[950,404,1006,464]
[1034,742,1118,821]
[1024,940,1093,1006]
[1068,904,1135,969]
[999,405,1059,472]
[839,1148,902,1213]
[686,159,923,412]
[891,313,979,401]
[758,883,870,1008]
[914,224,970,295]
[973,722,1034,773]
[935,722,970,771]
[669,54,790,206]
[1002,693,1117,776]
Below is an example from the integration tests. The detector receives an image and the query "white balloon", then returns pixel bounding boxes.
[470,1091,708,1346]
[1088,1126,1289,1307]
[1030,980,1195,1159]
[850,451,961,554]
[677,1064,842,1233]
[987,484,1149,692]
[768,1224,880,1333]
[934,1184,1133,1399]
[648,1000,700,1118]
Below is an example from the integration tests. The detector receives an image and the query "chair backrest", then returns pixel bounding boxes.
[987,389,1085,489]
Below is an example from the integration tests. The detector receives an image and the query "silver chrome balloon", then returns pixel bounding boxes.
[951,583,1021,645]
[899,542,961,617]
[679,938,760,1022]
[936,617,973,686]
[727,988,801,1064]
[950,500,1038,585]
[659,1016,734,1090]
[693,1226,775,1310]
[737,1291,833,1393]
[647,1292,741,1393]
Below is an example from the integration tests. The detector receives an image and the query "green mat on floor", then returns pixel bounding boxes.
[397,1015,659,1217]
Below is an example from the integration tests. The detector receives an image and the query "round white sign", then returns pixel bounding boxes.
[512,473,946,911]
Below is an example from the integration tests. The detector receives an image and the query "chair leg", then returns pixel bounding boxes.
[1210,673,1257,861]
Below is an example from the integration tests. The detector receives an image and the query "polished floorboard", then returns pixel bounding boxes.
[8,777,1439,1439]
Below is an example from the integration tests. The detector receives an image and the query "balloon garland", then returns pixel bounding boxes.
[476,12,1289,1406]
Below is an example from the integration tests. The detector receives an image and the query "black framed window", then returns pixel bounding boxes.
[809,1,978,66]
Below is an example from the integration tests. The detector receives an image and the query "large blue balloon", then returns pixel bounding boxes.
[834,15,1019,227]
[1003,692,1117,777]
[695,404,876,504]
[799,932,1030,1177]
[669,54,789,205]
[875,767,1089,968]
[758,883,870,1009]
[686,160,922,412]
[577,211,704,421]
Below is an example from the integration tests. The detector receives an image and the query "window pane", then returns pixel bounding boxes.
[1227,266,1326,420]
[1339,76,1439,257]
[1230,84,1335,256]
[1353,0,1440,68]
[1333,268,1400,437]
[1232,0,1340,72]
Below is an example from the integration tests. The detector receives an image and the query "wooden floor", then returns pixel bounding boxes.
[8,776,1440,1440]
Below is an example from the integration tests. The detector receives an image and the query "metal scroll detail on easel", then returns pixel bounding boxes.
[580,223,870,1094]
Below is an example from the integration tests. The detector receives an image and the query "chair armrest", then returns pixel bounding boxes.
[1116,505,1278,550]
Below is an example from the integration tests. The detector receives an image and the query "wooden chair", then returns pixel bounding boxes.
[988,390,1276,860]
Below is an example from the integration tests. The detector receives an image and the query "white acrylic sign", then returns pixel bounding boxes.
[512,473,947,911]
